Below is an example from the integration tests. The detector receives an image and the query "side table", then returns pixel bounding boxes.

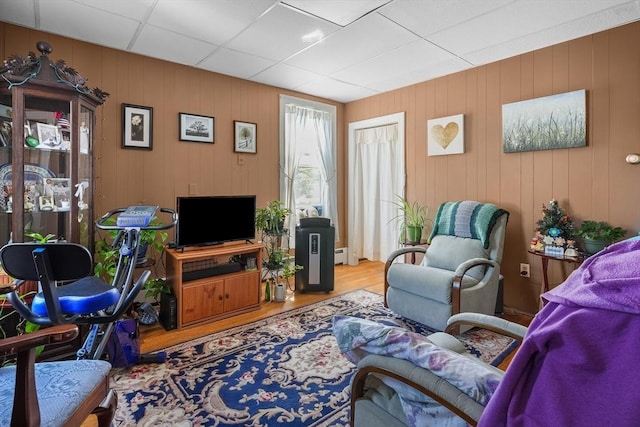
[528,249,583,310]
[403,239,428,264]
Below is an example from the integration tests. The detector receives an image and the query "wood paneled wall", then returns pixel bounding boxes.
[345,22,640,313]
[0,22,346,245]
[3,21,640,314]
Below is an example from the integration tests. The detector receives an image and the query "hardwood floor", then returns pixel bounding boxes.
[140,260,532,353]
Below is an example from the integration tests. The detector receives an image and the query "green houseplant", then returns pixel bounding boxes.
[576,220,627,254]
[255,200,290,236]
[391,196,432,244]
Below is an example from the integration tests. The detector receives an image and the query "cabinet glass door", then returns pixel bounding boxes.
[77,104,93,248]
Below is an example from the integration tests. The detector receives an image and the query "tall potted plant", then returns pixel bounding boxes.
[255,200,290,236]
[576,220,627,254]
[391,196,432,244]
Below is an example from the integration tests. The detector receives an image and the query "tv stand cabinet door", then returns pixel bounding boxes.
[182,279,225,325]
[224,273,260,312]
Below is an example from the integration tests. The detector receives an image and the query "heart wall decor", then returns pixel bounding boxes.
[427,113,464,156]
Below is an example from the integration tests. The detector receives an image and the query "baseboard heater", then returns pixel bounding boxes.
[334,247,347,265]
[182,262,241,282]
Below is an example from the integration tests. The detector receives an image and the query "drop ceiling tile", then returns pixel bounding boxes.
[198,47,276,79]
[465,1,640,65]
[379,0,513,37]
[283,0,390,26]
[251,62,322,90]
[226,3,340,62]
[368,57,472,93]
[286,11,419,75]
[0,0,36,27]
[38,0,141,50]
[73,0,156,21]
[131,24,218,65]
[332,39,464,87]
[296,76,379,103]
[147,0,274,46]
[429,0,638,56]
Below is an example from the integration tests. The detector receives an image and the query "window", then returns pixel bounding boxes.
[280,95,338,247]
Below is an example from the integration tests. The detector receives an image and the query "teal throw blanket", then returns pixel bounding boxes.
[428,201,508,248]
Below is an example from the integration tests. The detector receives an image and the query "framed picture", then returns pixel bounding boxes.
[122,103,153,150]
[179,113,214,143]
[427,114,464,156]
[36,123,62,149]
[234,121,257,153]
[38,195,55,212]
[502,89,586,153]
[45,178,72,211]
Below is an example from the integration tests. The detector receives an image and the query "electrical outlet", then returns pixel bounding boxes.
[520,263,530,278]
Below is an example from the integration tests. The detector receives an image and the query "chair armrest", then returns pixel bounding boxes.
[453,258,499,278]
[445,313,527,340]
[352,354,484,426]
[384,247,428,306]
[0,324,78,354]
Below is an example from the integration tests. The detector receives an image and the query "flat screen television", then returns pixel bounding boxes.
[176,195,256,247]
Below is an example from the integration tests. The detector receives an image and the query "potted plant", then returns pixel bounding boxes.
[390,196,432,244]
[255,200,290,236]
[576,220,627,254]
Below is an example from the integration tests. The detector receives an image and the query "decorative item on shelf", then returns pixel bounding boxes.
[564,240,579,258]
[543,227,565,257]
[576,220,627,255]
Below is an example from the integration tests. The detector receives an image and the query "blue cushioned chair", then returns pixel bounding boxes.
[385,201,509,331]
[0,323,116,426]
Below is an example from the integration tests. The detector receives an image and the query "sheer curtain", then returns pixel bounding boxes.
[353,123,403,262]
[282,99,338,247]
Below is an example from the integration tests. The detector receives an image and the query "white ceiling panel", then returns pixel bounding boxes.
[225,3,340,61]
[73,0,157,21]
[252,62,322,89]
[332,39,464,86]
[0,0,36,27]
[1,0,639,102]
[147,0,274,46]
[38,0,141,50]
[131,25,218,66]
[296,76,379,103]
[286,11,419,75]
[379,0,514,37]
[283,0,391,26]
[198,47,276,79]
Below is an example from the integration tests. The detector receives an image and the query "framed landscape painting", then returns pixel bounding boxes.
[502,89,586,153]
[234,121,256,153]
[180,113,214,143]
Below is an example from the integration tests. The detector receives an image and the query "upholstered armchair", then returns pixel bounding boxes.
[385,201,509,331]
[333,313,527,427]
[0,323,116,426]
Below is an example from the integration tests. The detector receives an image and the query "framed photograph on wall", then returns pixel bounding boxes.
[179,113,215,143]
[122,103,153,150]
[234,121,257,153]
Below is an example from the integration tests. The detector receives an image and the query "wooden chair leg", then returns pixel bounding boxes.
[93,389,117,427]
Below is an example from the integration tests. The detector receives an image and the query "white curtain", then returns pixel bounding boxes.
[282,103,338,247]
[353,124,403,262]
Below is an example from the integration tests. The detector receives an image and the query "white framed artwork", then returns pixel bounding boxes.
[427,114,464,156]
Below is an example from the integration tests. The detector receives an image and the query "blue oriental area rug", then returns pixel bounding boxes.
[110,290,517,426]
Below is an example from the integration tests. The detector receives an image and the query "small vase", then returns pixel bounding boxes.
[406,226,423,244]
[264,281,271,302]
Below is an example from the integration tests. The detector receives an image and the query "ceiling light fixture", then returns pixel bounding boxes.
[302,30,324,43]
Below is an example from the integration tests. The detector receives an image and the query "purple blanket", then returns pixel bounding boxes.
[479,237,640,426]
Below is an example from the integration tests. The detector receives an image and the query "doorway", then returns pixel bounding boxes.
[347,112,405,265]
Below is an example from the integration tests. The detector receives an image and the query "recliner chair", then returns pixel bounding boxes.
[385,201,509,331]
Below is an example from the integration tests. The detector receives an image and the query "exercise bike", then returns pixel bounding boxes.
[0,206,177,364]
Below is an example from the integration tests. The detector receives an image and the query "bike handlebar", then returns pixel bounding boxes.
[96,207,178,230]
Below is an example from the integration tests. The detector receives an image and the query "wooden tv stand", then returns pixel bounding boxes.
[165,242,263,329]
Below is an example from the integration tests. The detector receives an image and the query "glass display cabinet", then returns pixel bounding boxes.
[0,41,108,247]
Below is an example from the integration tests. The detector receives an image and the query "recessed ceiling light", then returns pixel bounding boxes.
[302,30,324,43]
